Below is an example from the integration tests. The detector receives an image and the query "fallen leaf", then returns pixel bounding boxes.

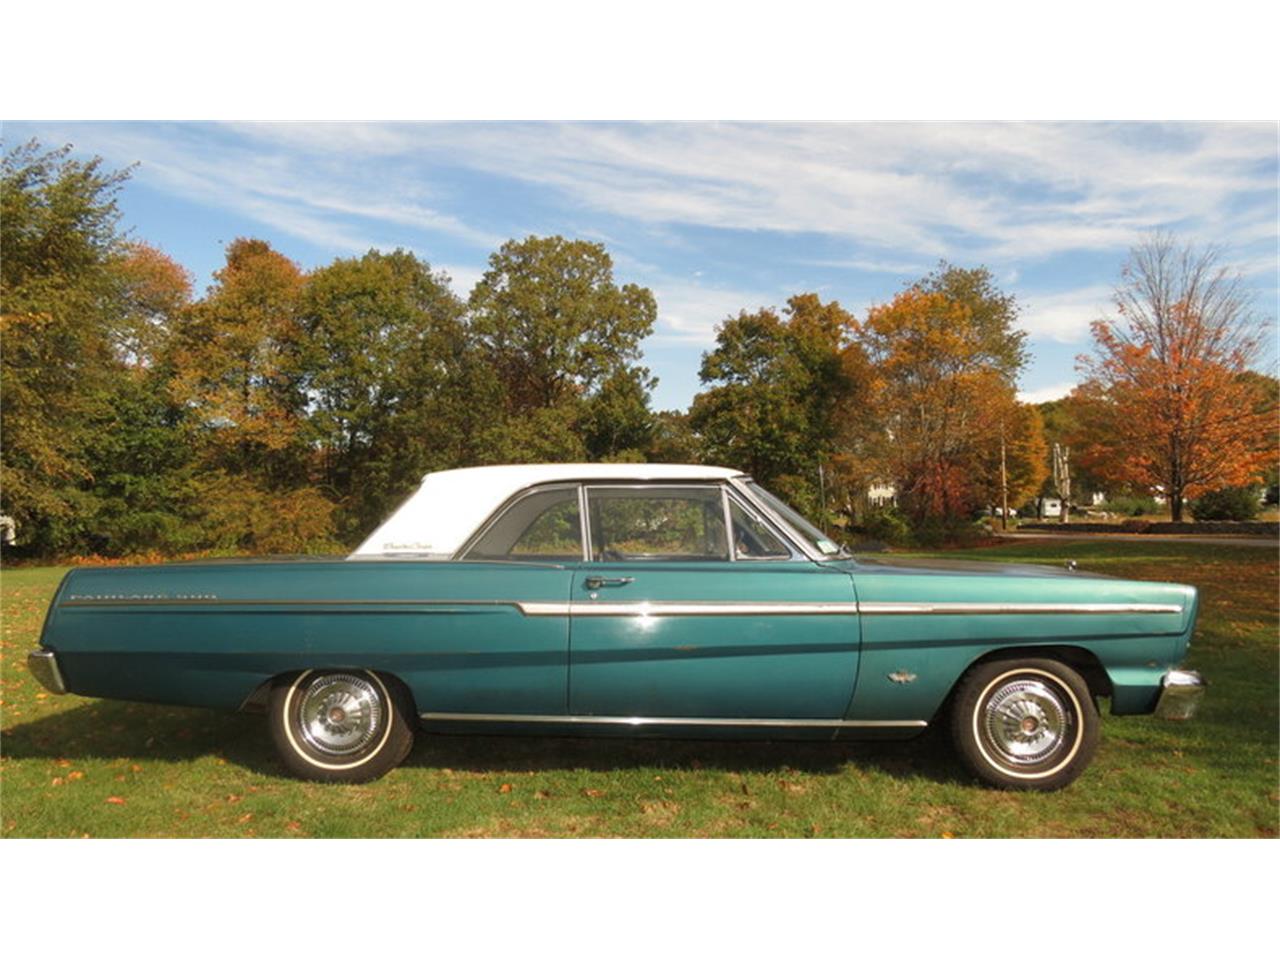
[286,821,302,833]
[237,813,253,824]
[941,831,956,839]
[67,771,85,781]
[130,764,142,773]
[582,788,606,798]
[51,777,64,787]
[498,783,513,794]
[105,796,126,805]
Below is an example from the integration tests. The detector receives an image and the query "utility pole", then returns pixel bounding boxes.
[818,462,828,527]
[999,427,1009,531]
[1053,443,1072,525]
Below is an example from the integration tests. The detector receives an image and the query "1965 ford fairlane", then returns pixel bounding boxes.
[28,463,1205,789]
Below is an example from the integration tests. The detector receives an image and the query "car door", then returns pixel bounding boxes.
[568,483,861,721]
[404,484,580,717]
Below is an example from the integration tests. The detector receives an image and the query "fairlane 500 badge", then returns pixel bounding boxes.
[68,593,219,600]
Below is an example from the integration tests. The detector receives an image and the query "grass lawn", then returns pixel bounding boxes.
[2,539,1276,838]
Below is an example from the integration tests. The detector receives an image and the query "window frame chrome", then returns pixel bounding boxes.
[455,482,585,562]
[582,482,735,563]
[724,489,801,561]
[454,476,817,564]
[728,476,829,562]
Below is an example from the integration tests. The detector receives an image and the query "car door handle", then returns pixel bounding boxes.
[584,576,635,589]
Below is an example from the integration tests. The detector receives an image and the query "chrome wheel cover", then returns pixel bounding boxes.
[296,673,384,757]
[981,678,1070,767]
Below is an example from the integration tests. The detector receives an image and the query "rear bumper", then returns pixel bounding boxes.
[1154,669,1205,720]
[27,649,67,695]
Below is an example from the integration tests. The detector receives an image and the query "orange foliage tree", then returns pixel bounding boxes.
[1074,235,1275,520]
[856,271,1030,523]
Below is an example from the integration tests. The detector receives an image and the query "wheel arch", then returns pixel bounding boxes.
[932,645,1113,722]
[239,668,419,719]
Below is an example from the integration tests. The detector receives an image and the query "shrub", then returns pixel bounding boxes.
[1104,495,1163,517]
[857,508,911,547]
[1190,487,1262,522]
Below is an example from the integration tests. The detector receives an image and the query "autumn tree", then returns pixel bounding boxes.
[1,141,133,553]
[111,241,194,366]
[970,400,1049,517]
[169,238,309,482]
[167,239,337,552]
[1074,235,1275,520]
[467,235,657,462]
[856,266,1026,524]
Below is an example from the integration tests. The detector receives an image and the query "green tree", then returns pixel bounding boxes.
[647,410,703,464]
[299,249,469,540]
[691,294,865,519]
[582,367,657,461]
[467,235,657,461]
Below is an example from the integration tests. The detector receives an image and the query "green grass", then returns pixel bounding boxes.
[2,540,1276,838]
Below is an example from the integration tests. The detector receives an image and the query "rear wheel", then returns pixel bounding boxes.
[951,658,1099,791]
[269,670,414,783]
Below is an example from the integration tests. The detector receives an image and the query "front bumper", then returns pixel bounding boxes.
[1154,669,1205,720]
[27,649,67,695]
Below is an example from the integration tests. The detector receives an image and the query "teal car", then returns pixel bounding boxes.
[28,463,1205,789]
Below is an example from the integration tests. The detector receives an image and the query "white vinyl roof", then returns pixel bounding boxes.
[349,463,744,558]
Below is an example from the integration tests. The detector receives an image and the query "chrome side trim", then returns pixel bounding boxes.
[517,601,861,617]
[59,598,1184,617]
[27,649,67,694]
[61,598,530,609]
[857,602,1183,615]
[421,711,927,729]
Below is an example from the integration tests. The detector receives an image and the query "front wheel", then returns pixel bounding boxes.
[269,670,415,783]
[950,659,1099,791]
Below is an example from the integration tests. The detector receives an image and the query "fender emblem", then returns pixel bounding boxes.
[888,671,918,685]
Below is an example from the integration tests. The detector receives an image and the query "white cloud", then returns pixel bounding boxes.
[232,122,1277,265]
[1018,381,1077,404]
[40,124,502,254]
[436,262,486,298]
[1017,284,1115,344]
[38,122,1275,283]
[648,279,783,345]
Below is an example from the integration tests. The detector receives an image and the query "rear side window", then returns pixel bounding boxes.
[587,486,728,562]
[466,487,582,561]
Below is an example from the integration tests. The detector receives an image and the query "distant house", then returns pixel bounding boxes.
[867,482,897,508]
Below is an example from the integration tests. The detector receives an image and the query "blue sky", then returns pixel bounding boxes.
[7,122,1276,410]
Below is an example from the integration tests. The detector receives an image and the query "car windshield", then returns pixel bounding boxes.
[745,481,843,557]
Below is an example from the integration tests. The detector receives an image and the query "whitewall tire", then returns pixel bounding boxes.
[951,659,1099,791]
[269,670,415,783]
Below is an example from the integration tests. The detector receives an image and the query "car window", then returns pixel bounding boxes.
[587,486,728,562]
[745,480,842,556]
[729,500,793,559]
[466,486,583,561]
